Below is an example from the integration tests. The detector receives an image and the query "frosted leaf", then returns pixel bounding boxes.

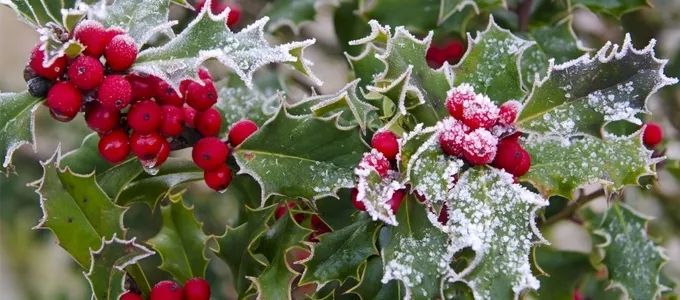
[215,83,277,128]
[355,161,404,226]
[89,0,177,48]
[344,44,386,89]
[0,91,41,173]
[1,0,78,28]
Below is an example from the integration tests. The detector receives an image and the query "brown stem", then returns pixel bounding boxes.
[540,189,606,227]
[517,0,534,32]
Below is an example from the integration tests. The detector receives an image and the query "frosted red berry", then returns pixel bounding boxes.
[498,100,521,125]
[150,280,183,300]
[183,105,198,127]
[358,150,391,178]
[46,82,82,122]
[461,95,499,130]
[127,74,157,101]
[204,164,232,191]
[228,119,258,147]
[29,44,67,80]
[445,83,476,120]
[643,122,663,147]
[74,20,109,58]
[183,278,211,300]
[130,131,165,160]
[105,34,138,71]
[195,108,222,137]
[68,55,104,90]
[386,189,406,214]
[98,75,133,110]
[462,128,498,165]
[156,81,185,107]
[439,118,469,157]
[85,102,120,134]
[186,80,217,111]
[98,129,130,164]
[160,105,185,137]
[128,100,162,134]
[105,27,126,42]
[120,291,143,300]
[192,137,229,171]
[491,139,523,175]
[350,188,366,211]
[198,67,212,81]
[371,131,399,160]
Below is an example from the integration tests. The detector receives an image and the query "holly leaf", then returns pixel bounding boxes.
[85,235,155,300]
[345,44,385,89]
[355,164,405,226]
[89,0,177,49]
[232,107,367,205]
[446,167,548,299]
[516,35,678,137]
[522,132,657,198]
[31,147,127,268]
[59,133,117,175]
[117,158,203,207]
[0,0,77,28]
[299,215,381,286]
[453,16,534,104]
[215,78,278,132]
[315,189,358,230]
[668,160,680,182]
[147,194,210,284]
[262,0,341,34]
[0,91,41,173]
[571,0,651,18]
[132,3,321,95]
[347,256,405,300]
[531,246,595,300]
[586,203,669,299]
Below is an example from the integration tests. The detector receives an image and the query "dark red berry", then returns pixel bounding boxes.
[74,20,109,58]
[204,164,232,191]
[643,122,663,147]
[192,137,229,171]
[350,188,366,211]
[498,100,521,125]
[228,119,258,147]
[445,84,476,119]
[120,291,143,300]
[426,40,465,68]
[514,149,531,177]
[371,131,399,160]
[183,278,211,300]
[68,56,104,90]
[150,280,183,300]
[98,75,132,110]
[85,102,121,134]
[105,34,138,71]
[358,150,391,178]
[225,3,242,26]
[128,100,162,134]
[439,118,468,157]
[185,80,217,111]
[149,138,171,168]
[311,215,330,232]
[28,44,67,80]
[438,203,449,225]
[183,105,198,127]
[180,79,192,96]
[156,80,184,107]
[461,95,499,130]
[194,108,222,137]
[27,77,53,98]
[386,189,406,214]
[491,139,523,175]
[130,131,165,160]
[462,128,498,165]
[275,202,296,220]
[46,82,82,122]
[160,105,185,137]
[98,129,130,164]
[127,74,157,101]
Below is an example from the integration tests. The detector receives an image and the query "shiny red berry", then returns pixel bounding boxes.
[98,75,132,110]
[98,129,130,164]
[228,119,258,147]
[514,149,531,177]
[85,102,120,134]
[68,56,104,90]
[130,131,165,160]
[160,105,185,137]
[461,95,499,130]
[183,105,198,127]
[105,27,125,42]
[74,20,109,58]
[120,291,143,300]
[147,138,171,168]
[183,278,211,300]
[498,100,521,125]
[350,188,366,211]
[439,118,469,157]
[462,128,498,165]
[643,122,663,147]
[192,137,229,171]
[150,280,183,300]
[128,100,162,134]
[186,80,217,111]
[371,131,399,160]
[445,84,476,119]
[491,139,523,175]
[156,80,185,107]
[28,44,67,80]
[105,34,138,71]
[358,150,391,178]
[46,82,82,122]
[198,67,212,81]
[204,164,232,191]
[194,108,222,137]
[386,189,406,214]
[127,74,157,101]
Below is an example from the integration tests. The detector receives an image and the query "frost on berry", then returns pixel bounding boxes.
[498,100,522,125]
[354,164,404,226]
[438,117,469,157]
[461,94,500,130]
[358,149,391,178]
[462,128,498,165]
[445,83,476,119]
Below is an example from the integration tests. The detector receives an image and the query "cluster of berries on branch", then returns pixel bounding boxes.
[121,277,210,300]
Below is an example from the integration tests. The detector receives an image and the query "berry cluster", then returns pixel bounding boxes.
[426,39,465,68]
[121,278,210,300]
[195,0,241,26]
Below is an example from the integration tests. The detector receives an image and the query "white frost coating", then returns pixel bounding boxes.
[355,150,404,225]
[348,19,391,46]
[367,65,421,115]
[344,43,385,83]
[407,131,463,203]
[1,93,40,170]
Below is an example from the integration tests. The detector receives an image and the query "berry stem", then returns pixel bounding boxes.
[539,189,606,228]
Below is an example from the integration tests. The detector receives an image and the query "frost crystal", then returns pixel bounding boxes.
[355,156,404,225]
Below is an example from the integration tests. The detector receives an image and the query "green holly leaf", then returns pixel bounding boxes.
[90,0,176,48]
[117,158,203,207]
[315,189,358,230]
[447,167,548,299]
[59,133,117,175]
[147,194,210,283]
[668,160,680,182]
[454,16,534,104]
[522,132,656,198]
[516,35,678,137]
[355,163,405,226]
[299,215,381,286]
[215,77,278,132]
[1,0,77,28]
[439,1,501,25]
[571,0,651,18]
[586,203,669,299]
[0,91,41,173]
[531,246,595,300]
[84,235,155,300]
[32,147,127,268]
[132,5,321,94]
[381,196,453,299]
[345,44,385,88]
[347,256,405,300]
[232,107,367,205]
[262,0,340,34]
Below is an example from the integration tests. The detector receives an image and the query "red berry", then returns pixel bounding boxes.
[505,131,523,141]
[85,102,121,134]
[195,108,222,137]
[128,100,162,134]
[198,67,212,81]
[462,128,498,165]
[105,34,138,71]
[514,149,531,177]
[180,79,192,96]
[192,137,229,171]
[386,189,406,214]
[74,20,109,58]
[350,188,366,211]
[46,82,82,122]
[130,131,165,160]
[438,203,449,225]
[358,150,391,178]
[160,105,185,137]
[228,119,258,147]
[105,27,126,42]
[461,95,499,129]
[142,138,171,169]
[225,3,241,26]
[98,75,132,110]
[183,278,211,300]
[491,140,523,175]
[150,280,183,300]
[28,44,67,80]
[444,40,465,62]
[439,117,469,157]
[127,74,157,101]
[498,100,521,125]
[156,80,185,107]
[643,122,663,147]
[67,56,104,90]
[186,80,217,111]
[445,83,476,119]
[120,291,143,300]
[311,215,330,232]
[204,164,232,191]
[371,131,399,160]
[98,129,130,164]
[183,105,198,127]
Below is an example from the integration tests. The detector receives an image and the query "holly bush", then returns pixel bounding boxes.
[1,0,680,299]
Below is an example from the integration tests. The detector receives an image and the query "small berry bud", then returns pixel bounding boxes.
[182,105,198,127]
[127,74,157,101]
[186,80,217,112]
[68,55,104,90]
[192,137,229,171]
[105,34,138,71]
[461,94,499,130]
[85,102,121,134]
[130,131,165,161]
[194,108,222,137]
[438,117,469,157]
[160,105,185,137]
[228,119,258,147]
[498,100,521,125]
[98,129,130,164]
[358,149,391,178]
[98,75,133,110]
[371,131,399,160]
[491,139,523,175]
[46,82,82,122]
[150,280,183,300]
[514,148,531,177]
[183,278,211,300]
